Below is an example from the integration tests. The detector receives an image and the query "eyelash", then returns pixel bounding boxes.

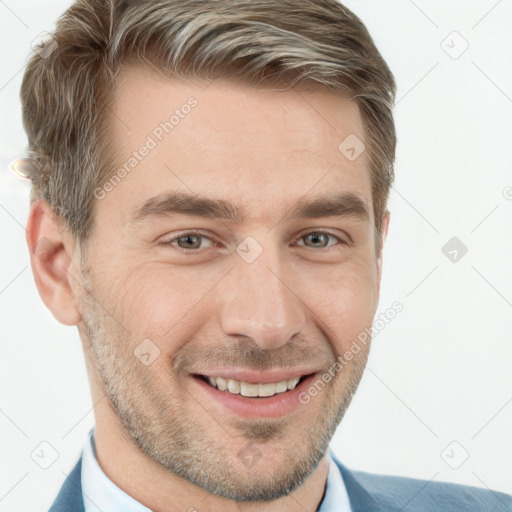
[158,230,349,253]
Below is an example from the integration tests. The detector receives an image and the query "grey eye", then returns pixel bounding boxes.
[300,232,338,248]
[177,234,205,249]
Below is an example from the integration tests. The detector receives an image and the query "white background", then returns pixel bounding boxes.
[1,1,511,511]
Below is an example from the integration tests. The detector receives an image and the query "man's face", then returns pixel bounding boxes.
[75,66,387,501]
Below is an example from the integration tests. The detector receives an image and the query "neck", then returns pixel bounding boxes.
[92,407,330,512]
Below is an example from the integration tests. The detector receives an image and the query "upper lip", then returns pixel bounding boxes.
[194,367,319,384]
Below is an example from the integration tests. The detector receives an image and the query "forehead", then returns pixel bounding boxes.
[101,65,373,225]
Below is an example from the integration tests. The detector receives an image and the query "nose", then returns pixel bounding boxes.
[218,239,307,351]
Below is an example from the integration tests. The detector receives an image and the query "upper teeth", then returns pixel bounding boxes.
[206,376,301,397]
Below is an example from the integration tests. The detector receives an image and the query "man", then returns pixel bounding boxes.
[18,0,511,510]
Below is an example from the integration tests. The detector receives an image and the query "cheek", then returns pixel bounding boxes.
[110,264,213,344]
[308,260,378,354]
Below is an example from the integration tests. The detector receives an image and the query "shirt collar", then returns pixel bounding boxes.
[81,427,351,512]
[319,447,352,511]
[81,428,151,512]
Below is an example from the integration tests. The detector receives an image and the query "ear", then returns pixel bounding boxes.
[26,199,82,326]
[375,209,390,293]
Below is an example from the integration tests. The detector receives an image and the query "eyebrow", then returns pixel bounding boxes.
[130,190,370,225]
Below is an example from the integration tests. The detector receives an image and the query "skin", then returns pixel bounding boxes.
[26,65,389,512]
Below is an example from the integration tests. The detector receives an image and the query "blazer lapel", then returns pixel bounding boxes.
[329,450,386,512]
[48,455,85,512]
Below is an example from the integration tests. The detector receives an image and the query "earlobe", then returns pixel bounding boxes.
[26,199,82,326]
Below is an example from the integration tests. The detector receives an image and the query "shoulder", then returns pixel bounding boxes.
[329,451,512,512]
[351,468,511,512]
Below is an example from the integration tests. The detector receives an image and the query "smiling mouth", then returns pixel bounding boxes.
[194,373,313,399]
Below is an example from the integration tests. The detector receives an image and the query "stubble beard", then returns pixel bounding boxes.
[78,270,369,502]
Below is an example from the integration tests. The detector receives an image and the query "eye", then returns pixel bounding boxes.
[159,231,216,251]
[296,231,347,249]
[158,230,348,253]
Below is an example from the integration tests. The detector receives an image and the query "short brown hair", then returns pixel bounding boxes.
[20,0,396,252]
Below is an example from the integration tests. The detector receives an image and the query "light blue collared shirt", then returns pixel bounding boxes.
[81,428,351,512]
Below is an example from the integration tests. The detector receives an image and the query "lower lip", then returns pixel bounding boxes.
[192,373,318,419]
